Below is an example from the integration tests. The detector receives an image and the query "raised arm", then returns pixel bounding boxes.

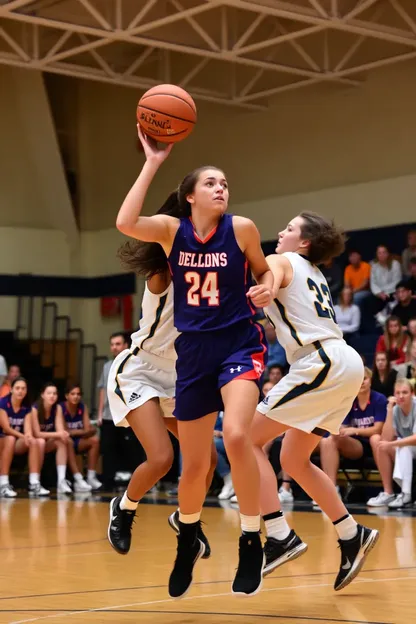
[116,127,177,248]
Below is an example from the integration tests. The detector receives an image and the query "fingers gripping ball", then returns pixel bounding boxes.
[137,84,197,144]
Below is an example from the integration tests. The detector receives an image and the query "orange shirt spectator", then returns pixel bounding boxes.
[344,251,371,293]
[0,364,21,397]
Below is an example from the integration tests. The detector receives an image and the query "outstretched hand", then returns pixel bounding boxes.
[137,125,174,165]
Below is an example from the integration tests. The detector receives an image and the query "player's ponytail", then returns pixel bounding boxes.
[117,191,182,279]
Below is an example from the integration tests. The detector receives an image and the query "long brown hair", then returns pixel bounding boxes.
[384,315,407,352]
[299,211,346,264]
[37,383,58,425]
[372,351,391,382]
[117,165,222,279]
[376,245,393,269]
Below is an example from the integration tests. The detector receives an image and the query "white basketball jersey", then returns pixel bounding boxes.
[265,252,343,364]
[130,283,178,363]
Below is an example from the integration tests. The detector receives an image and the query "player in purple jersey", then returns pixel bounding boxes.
[0,377,46,498]
[117,127,273,598]
[61,384,101,491]
[31,383,73,495]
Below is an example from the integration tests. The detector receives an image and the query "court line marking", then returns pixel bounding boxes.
[1,564,416,602]
[0,609,392,624]
[9,575,412,624]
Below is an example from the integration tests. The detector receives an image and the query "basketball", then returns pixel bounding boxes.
[137,84,197,144]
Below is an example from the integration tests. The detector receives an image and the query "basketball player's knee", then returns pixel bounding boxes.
[223,427,248,455]
[36,437,45,451]
[90,435,99,447]
[149,446,174,477]
[370,434,380,451]
[4,435,16,449]
[182,454,210,480]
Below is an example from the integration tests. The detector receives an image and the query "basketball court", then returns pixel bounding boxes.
[0,495,415,624]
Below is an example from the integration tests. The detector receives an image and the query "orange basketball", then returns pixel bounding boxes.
[137,84,197,144]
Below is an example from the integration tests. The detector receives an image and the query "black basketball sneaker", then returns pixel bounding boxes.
[169,525,206,598]
[168,510,211,558]
[232,532,265,596]
[263,530,308,576]
[334,524,379,591]
[107,496,136,555]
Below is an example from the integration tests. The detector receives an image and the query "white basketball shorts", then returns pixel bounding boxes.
[107,348,176,428]
[257,339,364,435]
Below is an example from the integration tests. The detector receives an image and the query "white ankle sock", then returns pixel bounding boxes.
[73,472,83,482]
[120,491,139,511]
[179,511,201,524]
[0,475,9,486]
[29,473,39,485]
[264,511,291,541]
[334,514,358,541]
[57,465,66,483]
[87,470,96,480]
[240,513,261,533]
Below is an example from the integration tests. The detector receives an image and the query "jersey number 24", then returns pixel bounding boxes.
[307,278,336,322]
[185,272,219,306]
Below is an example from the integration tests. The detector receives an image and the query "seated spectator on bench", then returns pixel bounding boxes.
[319,368,386,493]
[391,281,416,329]
[371,245,402,313]
[367,379,416,508]
[402,229,416,277]
[61,384,101,492]
[0,378,47,498]
[0,353,7,387]
[408,317,416,340]
[372,352,397,398]
[376,316,408,366]
[267,364,286,386]
[406,258,416,294]
[344,250,371,307]
[395,337,416,389]
[334,287,360,345]
[0,365,20,398]
[264,321,287,368]
[214,411,234,500]
[31,383,73,495]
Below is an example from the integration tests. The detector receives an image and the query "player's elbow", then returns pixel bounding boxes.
[116,217,133,235]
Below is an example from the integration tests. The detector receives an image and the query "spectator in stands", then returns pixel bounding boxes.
[267,364,285,385]
[0,354,7,387]
[61,384,102,491]
[334,287,360,345]
[263,321,287,367]
[408,317,416,341]
[367,379,416,508]
[31,383,72,495]
[402,229,416,277]
[319,368,386,495]
[391,281,416,329]
[97,332,130,488]
[376,316,408,365]
[0,365,21,398]
[371,244,402,310]
[215,411,233,500]
[372,352,397,397]
[344,250,371,307]
[395,338,416,388]
[320,259,343,303]
[406,258,416,294]
[0,378,46,498]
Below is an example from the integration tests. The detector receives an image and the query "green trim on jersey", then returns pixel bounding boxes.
[274,298,303,347]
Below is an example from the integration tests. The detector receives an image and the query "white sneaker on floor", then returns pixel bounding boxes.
[388,493,412,508]
[218,474,234,500]
[0,484,17,498]
[87,476,102,490]
[28,483,50,497]
[57,479,73,494]
[74,478,92,493]
[367,491,396,507]
[230,494,238,504]
[279,487,294,503]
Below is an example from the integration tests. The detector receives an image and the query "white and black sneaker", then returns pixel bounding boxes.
[263,530,308,576]
[28,483,50,497]
[232,532,265,596]
[334,524,379,591]
[0,484,17,498]
[169,523,205,598]
[108,496,136,555]
[168,510,211,559]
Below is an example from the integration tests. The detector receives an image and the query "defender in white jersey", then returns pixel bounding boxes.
[251,212,379,592]
[107,200,215,559]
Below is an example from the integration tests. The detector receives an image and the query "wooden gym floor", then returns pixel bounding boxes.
[0,495,415,624]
